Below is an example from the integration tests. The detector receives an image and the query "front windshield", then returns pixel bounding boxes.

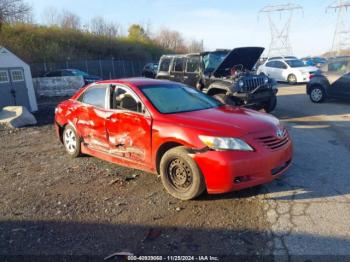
[285,59,305,68]
[140,84,221,114]
[202,51,229,74]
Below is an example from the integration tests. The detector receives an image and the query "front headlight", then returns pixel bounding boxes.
[238,80,244,88]
[199,135,254,151]
[264,76,269,84]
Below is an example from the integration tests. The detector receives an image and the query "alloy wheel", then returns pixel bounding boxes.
[64,128,77,153]
[311,88,323,102]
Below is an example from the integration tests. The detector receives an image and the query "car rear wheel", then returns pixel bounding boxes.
[309,86,325,103]
[160,146,205,200]
[63,125,81,158]
[213,93,237,106]
[287,74,297,85]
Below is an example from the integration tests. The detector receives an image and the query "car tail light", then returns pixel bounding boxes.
[309,73,315,80]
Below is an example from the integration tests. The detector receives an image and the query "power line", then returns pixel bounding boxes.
[327,0,350,55]
[258,3,303,57]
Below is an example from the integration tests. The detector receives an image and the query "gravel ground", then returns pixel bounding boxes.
[0,97,271,260]
[2,85,349,261]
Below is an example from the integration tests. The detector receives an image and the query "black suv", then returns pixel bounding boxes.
[307,58,350,103]
[156,47,278,112]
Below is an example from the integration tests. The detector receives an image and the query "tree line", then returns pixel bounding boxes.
[0,0,204,63]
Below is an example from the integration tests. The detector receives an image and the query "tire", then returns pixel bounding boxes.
[63,125,81,158]
[263,95,277,113]
[287,74,297,85]
[309,85,325,103]
[160,146,206,200]
[212,93,237,106]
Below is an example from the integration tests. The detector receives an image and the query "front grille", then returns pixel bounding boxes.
[255,129,289,150]
[243,76,266,91]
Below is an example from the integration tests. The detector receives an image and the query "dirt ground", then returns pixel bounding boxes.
[4,85,349,261]
[0,97,272,260]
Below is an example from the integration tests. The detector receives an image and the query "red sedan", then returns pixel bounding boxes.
[55,78,292,200]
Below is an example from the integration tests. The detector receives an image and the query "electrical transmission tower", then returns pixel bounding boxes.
[327,0,350,55]
[259,3,303,57]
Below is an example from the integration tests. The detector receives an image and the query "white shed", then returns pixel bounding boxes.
[0,46,38,112]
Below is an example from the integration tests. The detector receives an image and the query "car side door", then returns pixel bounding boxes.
[327,61,350,97]
[274,61,288,81]
[75,84,110,150]
[183,56,200,88]
[169,57,185,83]
[105,85,152,166]
[264,61,277,79]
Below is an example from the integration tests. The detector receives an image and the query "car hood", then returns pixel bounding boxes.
[213,47,265,77]
[167,105,280,137]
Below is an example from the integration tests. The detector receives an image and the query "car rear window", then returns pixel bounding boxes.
[186,57,200,73]
[78,85,107,108]
[173,57,185,72]
[159,58,171,72]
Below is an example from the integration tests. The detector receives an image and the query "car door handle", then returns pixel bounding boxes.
[184,76,188,79]
[170,75,175,78]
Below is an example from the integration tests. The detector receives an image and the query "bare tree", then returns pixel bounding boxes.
[0,0,31,30]
[42,6,61,26]
[155,28,186,52]
[188,39,204,53]
[89,16,119,37]
[59,10,80,30]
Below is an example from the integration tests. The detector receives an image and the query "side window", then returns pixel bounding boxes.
[62,70,74,76]
[80,85,107,108]
[159,58,171,72]
[275,61,287,69]
[10,70,24,82]
[186,57,200,73]
[266,61,275,68]
[0,70,9,83]
[113,87,141,113]
[173,57,185,72]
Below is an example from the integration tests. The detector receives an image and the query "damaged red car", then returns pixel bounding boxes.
[55,78,293,200]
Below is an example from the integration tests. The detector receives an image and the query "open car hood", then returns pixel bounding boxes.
[212,47,265,77]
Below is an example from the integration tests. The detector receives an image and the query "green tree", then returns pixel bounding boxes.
[128,24,148,41]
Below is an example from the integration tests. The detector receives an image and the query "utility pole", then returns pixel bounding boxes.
[258,3,303,57]
[327,0,350,55]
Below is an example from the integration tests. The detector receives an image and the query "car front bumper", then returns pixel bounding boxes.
[192,139,293,194]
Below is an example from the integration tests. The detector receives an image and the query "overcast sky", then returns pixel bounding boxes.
[27,0,344,57]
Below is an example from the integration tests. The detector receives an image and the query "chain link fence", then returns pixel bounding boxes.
[30,59,157,79]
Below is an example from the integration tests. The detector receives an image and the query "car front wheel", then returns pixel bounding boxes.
[160,146,205,200]
[63,125,81,157]
[309,86,325,103]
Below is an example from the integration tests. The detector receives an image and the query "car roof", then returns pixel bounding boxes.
[95,77,174,87]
